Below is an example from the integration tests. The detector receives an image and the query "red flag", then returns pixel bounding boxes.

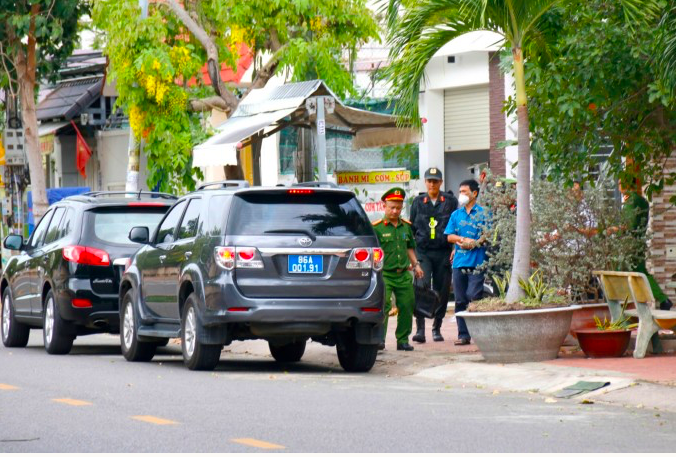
[71,120,92,179]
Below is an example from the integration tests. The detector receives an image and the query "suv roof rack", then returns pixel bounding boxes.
[197,180,251,190]
[292,181,340,189]
[80,191,178,200]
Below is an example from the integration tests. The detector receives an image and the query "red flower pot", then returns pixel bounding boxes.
[576,329,632,358]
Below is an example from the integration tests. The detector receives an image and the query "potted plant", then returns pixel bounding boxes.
[575,299,637,358]
[456,271,580,363]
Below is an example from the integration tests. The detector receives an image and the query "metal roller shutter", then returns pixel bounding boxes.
[444,85,490,152]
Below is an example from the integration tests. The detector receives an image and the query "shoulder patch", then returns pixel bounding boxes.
[401,218,412,225]
[372,219,383,226]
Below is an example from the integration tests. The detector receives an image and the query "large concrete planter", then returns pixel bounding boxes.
[456,306,580,363]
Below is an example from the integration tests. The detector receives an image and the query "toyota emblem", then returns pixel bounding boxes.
[298,237,313,247]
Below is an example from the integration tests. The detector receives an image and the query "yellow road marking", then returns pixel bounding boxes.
[52,398,92,406]
[231,438,285,450]
[0,384,19,390]
[131,415,179,425]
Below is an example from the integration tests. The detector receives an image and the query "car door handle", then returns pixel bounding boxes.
[185,251,192,260]
[159,255,167,262]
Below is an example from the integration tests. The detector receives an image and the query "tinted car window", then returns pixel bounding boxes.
[43,207,66,245]
[207,195,230,236]
[177,199,201,240]
[155,200,187,244]
[28,210,54,249]
[89,207,168,245]
[228,192,373,236]
[59,207,77,239]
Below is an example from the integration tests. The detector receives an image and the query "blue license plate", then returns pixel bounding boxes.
[288,255,323,274]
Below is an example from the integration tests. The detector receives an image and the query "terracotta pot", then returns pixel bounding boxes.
[569,303,611,340]
[457,306,579,363]
[576,329,631,358]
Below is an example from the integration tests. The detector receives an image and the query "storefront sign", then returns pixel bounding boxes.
[336,170,410,185]
[40,133,55,155]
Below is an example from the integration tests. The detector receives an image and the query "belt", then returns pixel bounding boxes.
[384,268,406,273]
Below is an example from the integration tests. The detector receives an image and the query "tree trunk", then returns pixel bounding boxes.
[15,19,48,220]
[505,48,531,303]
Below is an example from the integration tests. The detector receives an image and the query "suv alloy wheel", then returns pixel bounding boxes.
[1,290,29,347]
[120,291,156,362]
[181,293,222,371]
[43,290,75,355]
[336,329,379,373]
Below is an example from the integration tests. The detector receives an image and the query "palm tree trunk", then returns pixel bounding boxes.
[505,47,531,303]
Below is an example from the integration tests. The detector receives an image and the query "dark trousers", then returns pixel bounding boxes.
[452,267,485,340]
[416,248,451,321]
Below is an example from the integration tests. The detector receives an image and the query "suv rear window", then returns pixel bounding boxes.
[228,191,373,236]
[87,207,168,245]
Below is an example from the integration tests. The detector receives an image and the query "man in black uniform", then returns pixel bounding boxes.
[409,167,458,342]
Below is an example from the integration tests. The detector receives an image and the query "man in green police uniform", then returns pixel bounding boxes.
[372,187,424,351]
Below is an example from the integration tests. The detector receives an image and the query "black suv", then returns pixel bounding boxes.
[119,181,385,372]
[1,192,176,354]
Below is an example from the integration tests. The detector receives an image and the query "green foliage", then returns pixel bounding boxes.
[493,271,511,300]
[0,0,88,89]
[522,0,675,200]
[518,270,557,302]
[93,0,377,193]
[594,298,638,330]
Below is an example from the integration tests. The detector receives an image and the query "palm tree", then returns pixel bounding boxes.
[383,0,658,303]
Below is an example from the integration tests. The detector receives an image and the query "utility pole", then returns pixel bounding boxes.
[305,96,335,182]
[125,0,148,192]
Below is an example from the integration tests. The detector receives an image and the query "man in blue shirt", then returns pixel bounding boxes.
[444,179,487,345]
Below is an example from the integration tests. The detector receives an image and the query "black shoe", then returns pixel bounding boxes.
[454,338,471,346]
[412,332,426,343]
[377,342,386,351]
[660,298,673,311]
[432,329,444,342]
[397,343,414,351]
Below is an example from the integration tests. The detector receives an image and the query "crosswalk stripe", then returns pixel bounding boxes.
[0,384,19,390]
[131,415,179,425]
[231,438,285,450]
[52,398,92,406]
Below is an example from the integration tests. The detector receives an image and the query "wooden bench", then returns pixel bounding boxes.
[594,270,676,358]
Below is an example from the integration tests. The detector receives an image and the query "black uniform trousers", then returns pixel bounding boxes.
[416,248,452,320]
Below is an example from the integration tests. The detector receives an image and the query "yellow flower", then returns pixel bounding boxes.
[129,106,145,139]
[152,59,161,71]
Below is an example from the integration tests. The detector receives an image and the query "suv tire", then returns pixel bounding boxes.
[1,290,29,348]
[43,290,74,355]
[120,291,156,362]
[181,294,221,371]
[269,340,306,363]
[336,330,378,373]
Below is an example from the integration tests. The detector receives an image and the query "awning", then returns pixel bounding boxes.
[36,76,104,121]
[193,80,420,167]
[38,121,69,155]
[193,108,296,167]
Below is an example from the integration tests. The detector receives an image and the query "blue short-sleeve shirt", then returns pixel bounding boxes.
[444,204,488,268]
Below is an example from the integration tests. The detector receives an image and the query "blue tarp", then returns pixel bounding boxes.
[27,187,90,234]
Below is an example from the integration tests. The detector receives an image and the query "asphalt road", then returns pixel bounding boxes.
[2,331,676,452]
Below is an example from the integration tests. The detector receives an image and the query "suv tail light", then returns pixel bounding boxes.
[63,246,111,266]
[236,247,264,269]
[214,246,264,270]
[372,248,384,271]
[214,247,235,270]
[347,248,382,270]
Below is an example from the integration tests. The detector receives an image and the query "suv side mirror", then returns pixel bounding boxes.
[129,226,150,244]
[3,235,24,251]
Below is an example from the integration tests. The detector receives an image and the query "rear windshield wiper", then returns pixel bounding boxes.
[263,229,316,241]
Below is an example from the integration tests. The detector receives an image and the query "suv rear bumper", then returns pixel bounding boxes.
[55,279,120,331]
[200,275,385,327]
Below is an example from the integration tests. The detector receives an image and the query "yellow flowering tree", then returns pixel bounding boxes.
[93,0,378,192]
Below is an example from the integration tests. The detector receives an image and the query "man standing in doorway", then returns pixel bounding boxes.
[444,179,488,345]
[373,187,425,351]
[409,168,458,343]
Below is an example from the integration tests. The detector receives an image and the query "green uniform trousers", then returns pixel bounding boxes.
[382,270,415,344]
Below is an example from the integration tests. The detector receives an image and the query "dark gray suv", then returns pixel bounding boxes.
[119,181,385,372]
